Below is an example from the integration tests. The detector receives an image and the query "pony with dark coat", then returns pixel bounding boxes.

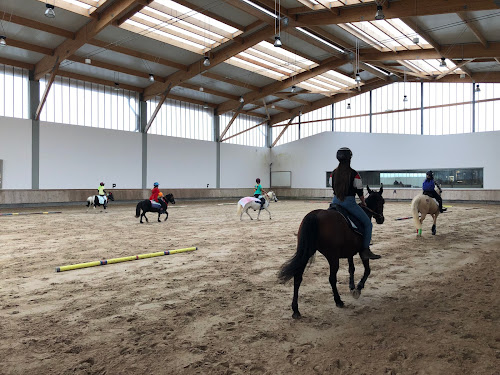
[278,185,385,319]
[135,194,175,223]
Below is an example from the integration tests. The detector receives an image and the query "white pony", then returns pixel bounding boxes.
[410,186,441,236]
[86,192,114,210]
[237,191,278,220]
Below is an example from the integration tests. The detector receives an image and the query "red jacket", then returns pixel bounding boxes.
[150,187,160,202]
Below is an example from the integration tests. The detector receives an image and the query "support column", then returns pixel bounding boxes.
[472,82,476,133]
[369,90,373,133]
[139,98,148,189]
[29,72,40,189]
[266,121,272,148]
[331,103,334,132]
[214,110,220,188]
[420,81,424,135]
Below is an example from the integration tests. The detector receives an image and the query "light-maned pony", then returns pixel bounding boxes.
[237,191,278,220]
[411,186,441,236]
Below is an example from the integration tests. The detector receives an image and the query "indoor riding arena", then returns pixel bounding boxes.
[0,1,499,374]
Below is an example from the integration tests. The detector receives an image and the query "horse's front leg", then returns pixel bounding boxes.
[157,212,161,222]
[164,211,169,221]
[292,264,307,319]
[356,257,371,292]
[348,257,360,299]
[431,214,437,235]
[264,207,272,220]
[328,257,343,308]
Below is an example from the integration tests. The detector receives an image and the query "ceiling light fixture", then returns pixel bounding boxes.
[355,73,361,83]
[203,56,210,67]
[475,84,481,92]
[375,5,385,20]
[113,82,120,91]
[440,58,447,68]
[274,35,282,48]
[271,104,275,109]
[45,4,55,18]
[199,87,204,92]
[0,36,6,46]
[347,103,351,110]
[85,58,91,64]
[460,73,466,79]
[149,74,154,82]
[403,95,408,102]
[239,96,245,103]
[291,85,296,93]
[203,102,209,109]
[412,37,420,44]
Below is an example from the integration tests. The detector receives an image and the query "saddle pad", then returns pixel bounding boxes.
[150,200,161,209]
[238,196,261,208]
[98,196,107,205]
[328,204,363,236]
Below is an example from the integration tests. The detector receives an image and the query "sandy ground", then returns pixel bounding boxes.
[0,198,499,375]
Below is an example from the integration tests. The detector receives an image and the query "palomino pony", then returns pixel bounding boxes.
[237,191,278,220]
[411,186,442,236]
[278,185,385,319]
[135,194,175,223]
[86,192,114,210]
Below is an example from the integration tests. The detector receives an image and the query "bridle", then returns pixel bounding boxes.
[364,192,384,220]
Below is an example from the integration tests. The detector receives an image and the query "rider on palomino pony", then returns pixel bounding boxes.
[422,171,446,213]
[331,147,381,261]
[150,182,167,213]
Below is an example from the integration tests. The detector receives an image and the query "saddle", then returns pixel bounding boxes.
[328,204,364,236]
[422,191,439,205]
[150,200,162,209]
[97,195,107,205]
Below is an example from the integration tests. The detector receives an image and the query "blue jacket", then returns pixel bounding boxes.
[422,179,435,192]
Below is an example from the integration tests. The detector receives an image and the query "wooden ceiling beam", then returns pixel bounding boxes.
[179,83,240,101]
[173,0,245,30]
[68,55,154,80]
[0,57,34,70]
[115,1,154,26]
[3,38,54,56]
[57,70,144,92]
[457,12,489,49]
[34,0,140,79]
[297,0,500,26]
[0,12,75,39]
[201,72,260,91]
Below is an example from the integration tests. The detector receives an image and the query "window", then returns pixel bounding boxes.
[220,112,266,146]
[300,106,332,138]
[147,97,213,141]
[0,64,29,119]
[360,168,483,188]
[334,90,370,133]
[475,83,500,132]
[40,76,140,131]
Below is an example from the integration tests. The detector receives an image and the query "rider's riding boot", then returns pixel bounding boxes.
[360,247,381,260]
[440,207,447,213]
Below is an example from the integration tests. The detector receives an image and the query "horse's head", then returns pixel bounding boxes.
[164,193,175,205]
[365,184,385,224]
[266,191,278,202]
[107,192,115,201]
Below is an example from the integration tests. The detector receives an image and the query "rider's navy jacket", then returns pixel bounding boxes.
[422,179,435,192]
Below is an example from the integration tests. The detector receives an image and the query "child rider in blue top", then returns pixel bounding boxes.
[422,171,446,213]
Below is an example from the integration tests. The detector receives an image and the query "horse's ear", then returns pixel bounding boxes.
[379,185,383,195]
[367,185,373,194]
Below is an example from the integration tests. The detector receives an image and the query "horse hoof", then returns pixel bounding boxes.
[335,301,345,308]
[292,312,301,319]
[351,289,361,299]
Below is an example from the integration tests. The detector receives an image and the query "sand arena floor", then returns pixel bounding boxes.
[0,199,499,375]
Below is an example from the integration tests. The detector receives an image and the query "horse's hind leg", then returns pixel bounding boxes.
[292,264,307,319]
[158,212,161,222]
[245,207,253,220]
[348,257,360,299]
[356,258,371,292]
[328,258,344,308]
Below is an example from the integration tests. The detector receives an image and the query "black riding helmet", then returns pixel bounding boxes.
[426,170,434,179]
[336,147,352,162]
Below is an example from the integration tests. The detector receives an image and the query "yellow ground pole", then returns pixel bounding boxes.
[56,247,197,272]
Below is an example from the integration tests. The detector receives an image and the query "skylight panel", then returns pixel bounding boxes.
[314,76,348,89]
[324,70,357,86]
[238,52,295,75]
[307,77,343,91]
[351,22,401,49]
[256,41,316,66]
[154,0,239,33]
[246,49,303,73]
[374,20,413,46]
[124,19,206,50]
[388,19,431,46]
[63,0,92,9]
[228,57,285,79]
[296,27,345,53]
[240,0,278,19]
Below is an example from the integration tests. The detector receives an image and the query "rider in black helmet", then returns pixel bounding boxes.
[330,147,381,260]
[422,171,446,213]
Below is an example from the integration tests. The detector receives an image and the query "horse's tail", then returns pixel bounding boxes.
[411,196,421,231]
[278,211,319,283]
[135,202,141,217]
[237,203,243,216]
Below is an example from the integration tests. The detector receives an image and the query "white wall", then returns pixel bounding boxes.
[220,143,271,188]
[147,134,217,188]
[0,116,32,189]
[271,131,500,189]
[39,122,142,189]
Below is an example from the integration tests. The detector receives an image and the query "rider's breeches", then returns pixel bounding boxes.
[426,190,443,210]
[332,195,372,249]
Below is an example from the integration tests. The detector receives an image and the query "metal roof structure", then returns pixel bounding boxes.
[1,0,499,128]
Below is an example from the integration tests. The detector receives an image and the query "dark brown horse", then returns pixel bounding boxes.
[278,185,385,319]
